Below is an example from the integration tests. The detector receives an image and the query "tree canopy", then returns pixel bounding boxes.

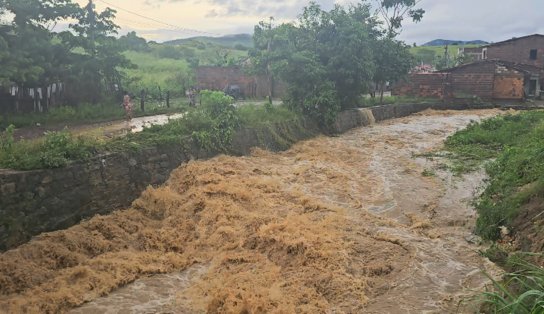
[250,0,421,129]
[0,0,131,106]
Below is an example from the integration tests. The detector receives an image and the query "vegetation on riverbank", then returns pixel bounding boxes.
[0,100,188,130]
[0,91,300,170]
[445,111,544,240]
[444,110,544,313]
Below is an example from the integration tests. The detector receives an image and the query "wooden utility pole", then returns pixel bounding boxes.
[140,89,145,112]
[87,0,96,56]
[266,16,274,105]
[444,45,450,68]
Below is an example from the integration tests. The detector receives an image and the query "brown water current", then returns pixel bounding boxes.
[0,109,505,313]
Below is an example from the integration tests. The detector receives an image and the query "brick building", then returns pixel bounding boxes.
[483,34,544,68]
[458,47,485,61]
[395,34,544,100]
[195,66,286,99]
[393,60,531,100]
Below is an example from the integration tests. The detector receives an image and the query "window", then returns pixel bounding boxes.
[530,49,537,60]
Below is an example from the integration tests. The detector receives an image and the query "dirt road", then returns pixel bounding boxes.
[0,109,503,313]
[12,113,184,141]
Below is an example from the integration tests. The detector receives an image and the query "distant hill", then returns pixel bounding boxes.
[164,34,253,48]
[422,39,488,46]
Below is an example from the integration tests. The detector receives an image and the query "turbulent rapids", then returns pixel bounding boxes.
[0,109,505,313]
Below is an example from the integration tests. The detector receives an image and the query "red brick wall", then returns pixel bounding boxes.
[449,62,495,98]
[487,36,544,67]
[393,62,525,100]
[392,73,448,98]
[195,66,286,99]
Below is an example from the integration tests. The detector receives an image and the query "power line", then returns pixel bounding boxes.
[95,0,222,37]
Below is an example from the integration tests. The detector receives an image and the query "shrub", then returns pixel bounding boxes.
[192,90,240,151]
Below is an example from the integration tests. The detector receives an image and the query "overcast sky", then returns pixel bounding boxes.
[74,0,544,44]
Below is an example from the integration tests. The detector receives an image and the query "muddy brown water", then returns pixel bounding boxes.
[0,109,504,313]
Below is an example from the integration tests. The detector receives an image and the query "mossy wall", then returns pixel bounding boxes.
[0,103,526,250]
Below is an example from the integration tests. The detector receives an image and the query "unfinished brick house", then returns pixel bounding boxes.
[394,34,544,100]
[458,47,485,61]
[195,66,285,99]
[393,60,534,100]
[483,34,544,68]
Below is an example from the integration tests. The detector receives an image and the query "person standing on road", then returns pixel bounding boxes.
[122,91,133,121]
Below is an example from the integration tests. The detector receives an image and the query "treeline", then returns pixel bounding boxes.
[0,0,140,110]
[249,0,424,127]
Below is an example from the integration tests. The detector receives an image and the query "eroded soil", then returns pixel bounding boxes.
[0,109,503,313]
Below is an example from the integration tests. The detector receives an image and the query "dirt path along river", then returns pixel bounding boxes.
[0,109,503,313]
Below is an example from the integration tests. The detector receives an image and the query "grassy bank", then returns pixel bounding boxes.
[0,99,188,130]
[0,92,300,170]
[444,110,544,312]
[445,111,544,240]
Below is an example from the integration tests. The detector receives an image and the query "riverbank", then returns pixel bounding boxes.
[0,109,503,313]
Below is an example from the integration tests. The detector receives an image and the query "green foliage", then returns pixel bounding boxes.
[251,2,384,130]
[122,51,194,98]
[238,103,299,127]
[445,111,544,240]
[0,124,15,151]
[118,31,149,52]
[0,130,94,170]
[479,255,544,314]
[39,131,93,167]
[0,0,131,105]
[373,38,414,101]
[192,90,239,151]
[376,0,425,38]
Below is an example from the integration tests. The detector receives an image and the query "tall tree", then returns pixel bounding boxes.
[375,0,424,38]
[0,0,78,111]
[63,1,131,103]
[251,2,381,128]
[373,38,413,103]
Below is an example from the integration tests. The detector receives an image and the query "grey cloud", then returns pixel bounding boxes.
[152,0,336,18]
[400,0,544,44]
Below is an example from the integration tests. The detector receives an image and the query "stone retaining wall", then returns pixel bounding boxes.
[0,102,522,250]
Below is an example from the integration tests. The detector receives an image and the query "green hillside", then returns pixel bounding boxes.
[164,34,253,49]
[122,41,249,97]
[410,44,481,65]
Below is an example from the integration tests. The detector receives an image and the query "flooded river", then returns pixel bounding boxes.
[0,109,503,313]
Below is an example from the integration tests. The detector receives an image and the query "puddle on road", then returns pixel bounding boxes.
[0,109,505,313]
[128,113,184,133]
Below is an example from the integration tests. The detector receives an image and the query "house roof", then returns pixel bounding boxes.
[484,34,544,47]
[437,59,538,75]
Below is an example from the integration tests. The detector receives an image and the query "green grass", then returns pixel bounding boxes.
[0,126,97,170]
[444,111,544,240]
[479,254,544,314]
[238,103,299,127]
[123,51,194,98]
[0,93,301,170]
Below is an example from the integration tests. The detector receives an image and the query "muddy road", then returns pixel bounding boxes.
[0,109,503,313]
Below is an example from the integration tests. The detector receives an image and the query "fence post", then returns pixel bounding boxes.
[166,91,170,108]
[140,89,145,112]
